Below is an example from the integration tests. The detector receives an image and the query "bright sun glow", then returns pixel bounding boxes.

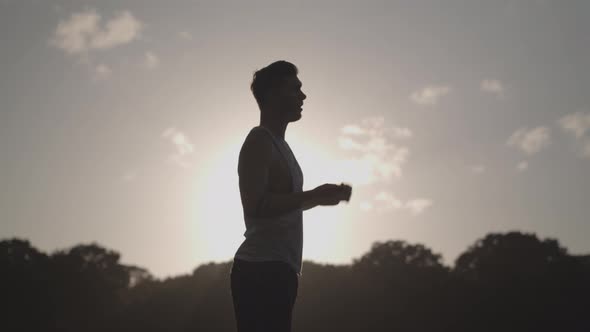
[190,132,369,265]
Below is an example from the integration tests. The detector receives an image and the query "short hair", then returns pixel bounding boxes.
[250,60,298,109]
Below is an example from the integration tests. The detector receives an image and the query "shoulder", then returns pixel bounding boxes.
[238,128,274,172]
[244,127,273,151]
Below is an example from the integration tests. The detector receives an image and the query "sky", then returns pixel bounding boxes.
[1,0,589,278]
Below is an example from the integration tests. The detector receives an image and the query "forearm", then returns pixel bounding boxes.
[257,189,318,218]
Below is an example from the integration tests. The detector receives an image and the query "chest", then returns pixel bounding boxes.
[268,152,293,193]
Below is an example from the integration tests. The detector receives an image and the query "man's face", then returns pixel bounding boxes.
[274,75,307,122]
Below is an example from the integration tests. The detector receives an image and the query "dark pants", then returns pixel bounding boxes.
[230,258,299,332]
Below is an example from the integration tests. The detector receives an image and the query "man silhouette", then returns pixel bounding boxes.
[230,60,352,332]
[231,61,352,332]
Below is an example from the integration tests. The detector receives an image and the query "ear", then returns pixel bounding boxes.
[265,85,282,103]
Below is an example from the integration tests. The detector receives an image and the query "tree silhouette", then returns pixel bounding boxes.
[0,239,53,331]
[352,240,447,275]
[347,240,449,331]
[453,232,589,332]
[1,232,588,332]
[455,231,568,282]
[49,243,132,331]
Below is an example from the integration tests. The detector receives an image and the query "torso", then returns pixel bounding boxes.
[267,150,293,194]
[235,126,304,275]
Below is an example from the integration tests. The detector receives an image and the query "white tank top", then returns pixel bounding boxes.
[234,126,304,276]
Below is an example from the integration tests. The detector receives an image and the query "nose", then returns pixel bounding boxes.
[301,91,307,101]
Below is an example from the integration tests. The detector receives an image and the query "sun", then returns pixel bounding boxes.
[189,139,244,263]
[189,132,366,265]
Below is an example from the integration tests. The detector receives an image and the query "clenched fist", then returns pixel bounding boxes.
[311,183,353,206]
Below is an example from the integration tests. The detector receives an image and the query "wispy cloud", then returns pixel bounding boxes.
[337,117,410,185]
[93,63,112,79]
[507,126,551,155]
[517,161,528,171]
[51,10,100,54]
[341,124,365,136]
[559,112,590,139]
[391,127,413,139]
[369,191,433,216]
[405,199,433,216]
[142,51,160,69]
[359,201,373,211]
[161,127,194,168]
[469,165,486,174]
[558,111,590,159]
[375,191,403,209]
[480,79,505,99]
[178,31,193,40]
[51,9,143,55]
[340,122,412,138]
[410,85,451,106]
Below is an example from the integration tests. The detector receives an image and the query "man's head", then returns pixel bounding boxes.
[250,60,307,122]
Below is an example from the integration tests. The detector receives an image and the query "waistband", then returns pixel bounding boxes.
[232,258,297,276]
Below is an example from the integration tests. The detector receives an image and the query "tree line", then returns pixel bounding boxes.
[1,231,588,331]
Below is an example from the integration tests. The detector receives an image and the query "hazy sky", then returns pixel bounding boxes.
[2,0,589,278]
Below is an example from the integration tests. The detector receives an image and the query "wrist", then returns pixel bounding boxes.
[301,189,320,210]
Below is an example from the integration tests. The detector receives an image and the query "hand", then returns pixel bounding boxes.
[312,183,353,206]
[339,183,352,202]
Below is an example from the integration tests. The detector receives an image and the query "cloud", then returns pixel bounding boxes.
[410,85,451,106]
[517,161,528,171]
[359,201,373,211]
[469,165,486,174]
[507,126,551,155]
[161,127,194,168]
[51,9,142,54]
[339,118,431,216]
[559,112,590,139]
[480,79,505,98]
[341,124,365,136]
[90,11,142,50]
[375,191,403,209]
[405,199,433,216]
[391,127,413,139]
[558,111,590,159]
[338,137,365,151]
[142,51,160,69]
[93,64,112,79]
[178,31,193,40]
[369,191,433,216]
[341,119,412,139]
[337,117,411,185]
[51,10,100,54]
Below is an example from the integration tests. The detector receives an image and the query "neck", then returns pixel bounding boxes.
[259,113,288,140]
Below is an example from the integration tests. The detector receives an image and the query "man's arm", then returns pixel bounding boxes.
[238,130,318,219]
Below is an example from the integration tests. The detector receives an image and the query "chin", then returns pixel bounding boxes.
[290,113,302,122]
[285,110,302,122]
